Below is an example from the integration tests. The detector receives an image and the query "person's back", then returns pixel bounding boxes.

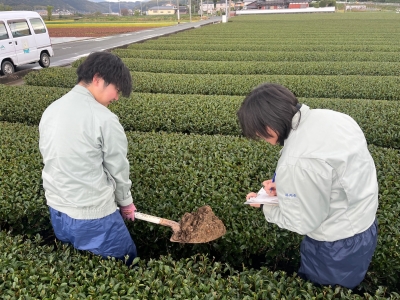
[39,52,137,264]
[279,106,378,241]
[40,85,126,218]
[238,83,379,289]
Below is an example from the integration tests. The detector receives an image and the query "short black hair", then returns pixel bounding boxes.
[237,83,300,145]
[76,52,132,97]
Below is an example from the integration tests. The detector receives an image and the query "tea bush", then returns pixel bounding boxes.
[1,85,398,149]
[113,49,400,63]
[127,42,400,54]
[1,121,399,290]
[24,68,400,100]
[72,57,400,76]
[2,231,399,299]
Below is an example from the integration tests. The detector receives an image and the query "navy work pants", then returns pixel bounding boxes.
[298,219,378,289]
[49,207,137,265]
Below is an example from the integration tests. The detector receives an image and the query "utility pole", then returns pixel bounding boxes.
[189,0,192,22]
[200,0,203,19]
[177,0,180,24]
[118,0,121,16]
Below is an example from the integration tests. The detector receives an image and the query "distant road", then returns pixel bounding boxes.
[14,17,221,72]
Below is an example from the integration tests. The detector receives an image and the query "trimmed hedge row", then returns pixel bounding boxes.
[1,121,399,291]
[127,42,400,53]
[144,37,400,49]
[71,57,400,76]
[158,36,400,45]
[24,68,400,100]
[3,232,399,299]
[1,85,399,149]
[112,49,400,63]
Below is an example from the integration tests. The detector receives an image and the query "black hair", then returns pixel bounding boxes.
[76,52,132,97]
[237,83,301,145]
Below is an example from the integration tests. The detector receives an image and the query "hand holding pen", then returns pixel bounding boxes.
[262,172,277,196]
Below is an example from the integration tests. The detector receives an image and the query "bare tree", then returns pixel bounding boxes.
[121,8,130,16]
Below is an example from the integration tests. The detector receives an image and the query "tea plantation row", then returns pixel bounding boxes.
[152,36,400,45]
[127,42,400,53]
[4,232,400,299]
[0,85,399,149]
[1,121,399,292]
[113,49,400,62]
[143,38,400,50]
[24,68,400,100]
[71,57,400,76]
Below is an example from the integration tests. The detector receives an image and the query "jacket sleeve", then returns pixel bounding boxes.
[262,158,332,235]
[101,115,133,207]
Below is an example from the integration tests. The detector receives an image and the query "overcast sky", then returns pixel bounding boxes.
[92,0,143,2]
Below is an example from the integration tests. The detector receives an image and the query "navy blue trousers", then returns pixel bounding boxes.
[49,207,137,265]
[298,219,378,289]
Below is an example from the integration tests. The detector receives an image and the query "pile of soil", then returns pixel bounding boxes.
[171,205,226,243]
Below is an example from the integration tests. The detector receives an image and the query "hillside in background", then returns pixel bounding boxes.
[0,0,187,14]
[0,0,143,13]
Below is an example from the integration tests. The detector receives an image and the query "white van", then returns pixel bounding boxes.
[0,11,54,75]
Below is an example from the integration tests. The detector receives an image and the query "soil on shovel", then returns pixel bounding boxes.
[171,205,226,243]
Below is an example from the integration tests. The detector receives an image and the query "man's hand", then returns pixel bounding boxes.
[120,203,137,221]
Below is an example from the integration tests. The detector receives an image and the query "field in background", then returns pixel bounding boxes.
[44,14,205,37]
[45,20,175,37]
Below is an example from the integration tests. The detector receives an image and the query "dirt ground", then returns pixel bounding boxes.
[171,206,226,243]
[48,27,158,37]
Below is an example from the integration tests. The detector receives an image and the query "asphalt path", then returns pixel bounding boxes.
[14,16,222,73]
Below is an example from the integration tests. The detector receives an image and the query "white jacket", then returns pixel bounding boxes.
[262,104,378,241]
[39,85,133,219]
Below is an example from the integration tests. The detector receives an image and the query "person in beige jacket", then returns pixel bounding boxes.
[39,52,137,264]
[238,83,378,289]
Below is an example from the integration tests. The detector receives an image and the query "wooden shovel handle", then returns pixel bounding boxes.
[134,212,180,232]
[160,218,180,232]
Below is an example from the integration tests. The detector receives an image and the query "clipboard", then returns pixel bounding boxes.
[244,187,279,206]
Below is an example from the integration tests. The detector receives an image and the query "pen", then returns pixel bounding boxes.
[270,172,276,193]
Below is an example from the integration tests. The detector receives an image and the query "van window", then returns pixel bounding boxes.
[8,20,32,38]
[29,18,47,34]
[0,22,9,40]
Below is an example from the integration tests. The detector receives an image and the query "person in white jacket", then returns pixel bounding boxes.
[237,83,378,289]
[39,52,137,264]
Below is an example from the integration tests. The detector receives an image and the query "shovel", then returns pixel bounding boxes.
[134,212,181,241]
[133,206,226,244]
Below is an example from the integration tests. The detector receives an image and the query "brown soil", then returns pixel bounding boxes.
[171,205,226,243]
[48,27,157,38]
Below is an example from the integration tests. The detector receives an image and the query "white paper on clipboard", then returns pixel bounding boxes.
[244,187,279,205]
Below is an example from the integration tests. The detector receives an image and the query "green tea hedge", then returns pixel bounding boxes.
[1,85,399,149]
[112,49,400,63]
[127,42,400,54]
[1,121,399,290]
[144,38,400,51]
[72,57,400,76]
[3,231,399,299]
[24,68,400,100]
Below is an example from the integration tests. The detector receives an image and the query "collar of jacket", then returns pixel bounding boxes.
[73,84,96,100]
[280,104,311,153]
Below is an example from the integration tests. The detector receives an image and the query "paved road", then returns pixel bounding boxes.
[13,17,221,73]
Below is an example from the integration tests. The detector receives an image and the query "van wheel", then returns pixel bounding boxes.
[1,61,15,75]
[39,53,50,68]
